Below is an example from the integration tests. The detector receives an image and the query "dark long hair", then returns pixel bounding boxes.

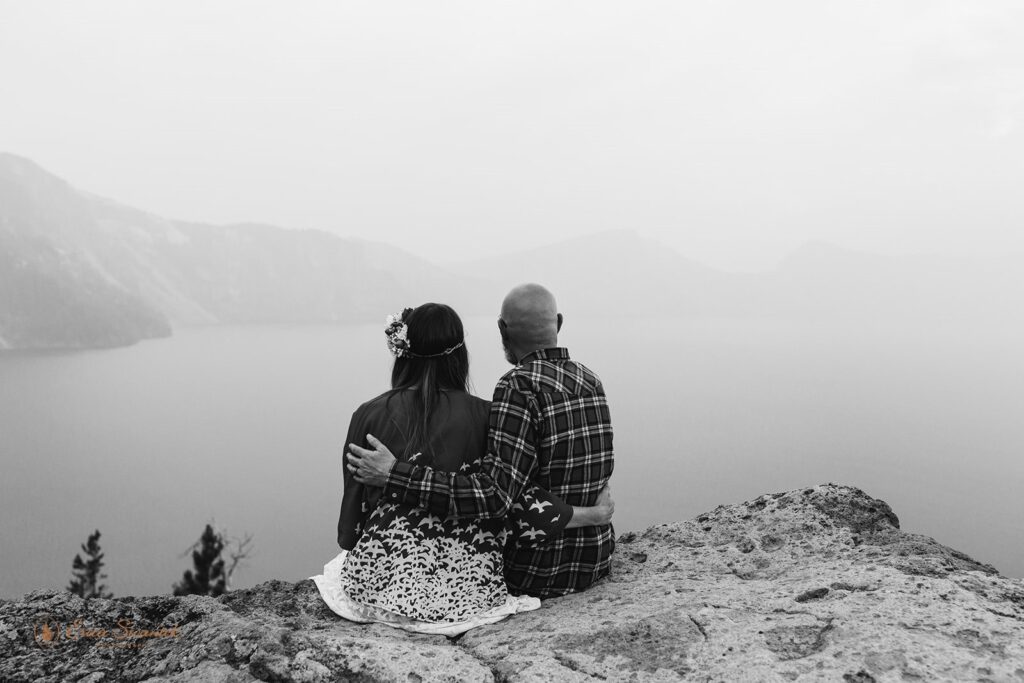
[387,303,470,459]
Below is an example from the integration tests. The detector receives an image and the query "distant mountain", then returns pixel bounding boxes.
[451,233,1022,323]
[0,153,485,350]
[0,155,172,349]
[2,152,1018,350]
[449,230,746,317]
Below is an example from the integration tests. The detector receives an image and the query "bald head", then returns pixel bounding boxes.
[498,283,563,362]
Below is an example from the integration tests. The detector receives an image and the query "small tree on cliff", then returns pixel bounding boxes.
[68,529,113,599]
[173,523,253,596]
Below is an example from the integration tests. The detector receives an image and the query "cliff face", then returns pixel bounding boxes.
[2,484,1022,682]
[0,153,173,350]
[0,153,481,350]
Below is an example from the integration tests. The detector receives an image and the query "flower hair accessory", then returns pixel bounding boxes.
[384,309,413,358]
[384,308,466,359]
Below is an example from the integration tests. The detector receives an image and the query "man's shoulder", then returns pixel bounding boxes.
[493,367,530,402]
[564,358,603,389]
[510,352,605,396]
[496,365,521,388]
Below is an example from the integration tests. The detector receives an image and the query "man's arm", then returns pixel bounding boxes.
[348,441,614,540]
[349,378,539,520]
[566,484,614,528]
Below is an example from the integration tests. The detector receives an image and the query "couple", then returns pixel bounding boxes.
[311,283,615,635]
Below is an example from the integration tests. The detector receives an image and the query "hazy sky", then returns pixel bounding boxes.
[2,1,1022,270]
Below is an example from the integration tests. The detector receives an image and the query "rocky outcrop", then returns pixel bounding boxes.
[2,484,1023,682]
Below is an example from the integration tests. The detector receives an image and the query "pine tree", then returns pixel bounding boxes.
[67,529,113,599]
[173,524,227,597]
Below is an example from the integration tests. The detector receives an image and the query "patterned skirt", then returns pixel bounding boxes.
[338,502,511,623]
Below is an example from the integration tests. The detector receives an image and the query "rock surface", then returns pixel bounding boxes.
[3,484,1023,682]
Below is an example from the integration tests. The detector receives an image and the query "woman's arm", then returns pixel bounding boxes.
[337,411,368,550]
[511,483,615,547]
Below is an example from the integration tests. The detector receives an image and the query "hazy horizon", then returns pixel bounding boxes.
[2,149,1021,281]
[3,1,1024,271]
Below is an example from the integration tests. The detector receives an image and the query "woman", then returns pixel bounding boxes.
[311,303,611,635]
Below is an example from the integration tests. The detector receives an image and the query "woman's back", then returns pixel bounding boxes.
[336,389,490,550]
[336,387,509,623]
[354,389,490,472]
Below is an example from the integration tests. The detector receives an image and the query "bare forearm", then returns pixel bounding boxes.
[566,505,605,528]
[566,484,615,528]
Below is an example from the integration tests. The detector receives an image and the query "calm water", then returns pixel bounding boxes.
[1,317,1022,599]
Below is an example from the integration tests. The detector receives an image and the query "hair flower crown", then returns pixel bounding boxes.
[385,310,412,358]
[384,308,465,359]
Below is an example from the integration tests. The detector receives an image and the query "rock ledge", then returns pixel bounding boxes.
[2,484,1023,682]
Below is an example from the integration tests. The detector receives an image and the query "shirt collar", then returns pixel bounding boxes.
[519,347,570,363]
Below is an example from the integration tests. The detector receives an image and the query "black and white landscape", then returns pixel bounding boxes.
[2,152,1019,351]
[2,10,1024,678]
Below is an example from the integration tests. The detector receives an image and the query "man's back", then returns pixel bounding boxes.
[496,348,615,596]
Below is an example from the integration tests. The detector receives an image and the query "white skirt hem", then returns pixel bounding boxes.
[310,550,541,637]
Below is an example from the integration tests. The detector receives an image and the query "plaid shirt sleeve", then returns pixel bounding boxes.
[382,375,541,520]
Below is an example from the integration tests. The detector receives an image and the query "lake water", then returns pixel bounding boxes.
[1,317,1022,599]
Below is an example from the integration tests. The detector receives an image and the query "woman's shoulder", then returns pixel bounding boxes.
[352,389,489,418]
[352,390,400,418]
[447,391,490,413]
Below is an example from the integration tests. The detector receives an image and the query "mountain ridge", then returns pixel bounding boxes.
[1,152,1018,351]
[0,153,488,349]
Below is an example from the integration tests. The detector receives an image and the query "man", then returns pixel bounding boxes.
[348,283,615,597]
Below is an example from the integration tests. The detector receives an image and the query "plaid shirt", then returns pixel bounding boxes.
[383,347,615,597]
